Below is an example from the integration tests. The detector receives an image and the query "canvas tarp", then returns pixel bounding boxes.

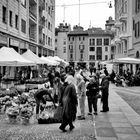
[22,49,45,64]
[0,47,35,66]
[113,57,140,64]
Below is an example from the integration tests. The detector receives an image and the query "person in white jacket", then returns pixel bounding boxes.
[76,74,86,120]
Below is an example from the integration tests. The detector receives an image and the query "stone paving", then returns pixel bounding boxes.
[0,84,140,139]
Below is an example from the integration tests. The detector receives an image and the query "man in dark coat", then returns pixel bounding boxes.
[59,75,78,132]
[100,74,110,112]
[86,76,99,115]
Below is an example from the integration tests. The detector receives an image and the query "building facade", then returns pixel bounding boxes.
[133,0,140,60]
[55,23,71,61]
[114,0,133,58]
[67,26,113,68]
[0,0,55,56]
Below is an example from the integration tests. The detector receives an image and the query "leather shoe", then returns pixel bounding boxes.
[69,125,75,131]
[59,126,67,132]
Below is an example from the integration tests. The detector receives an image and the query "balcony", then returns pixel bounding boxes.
[119,13,127,22]
[29,10,37,22]
[119,32,131,40]
[39,0,45,11]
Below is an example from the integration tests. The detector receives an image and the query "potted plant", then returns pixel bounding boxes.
[6,106,19,123]
[20,104,33,125]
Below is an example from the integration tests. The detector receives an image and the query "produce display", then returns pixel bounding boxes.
[38,105,61,124]
[0,86,61,125]
[25,78,48,84]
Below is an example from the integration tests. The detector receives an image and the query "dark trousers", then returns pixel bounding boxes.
[36,99,46,114]
[87,96,97,113]
[102,91,109,111]
[60,115,74,129]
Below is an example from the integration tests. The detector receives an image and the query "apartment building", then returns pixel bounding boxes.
[55,23,71,61]
[67,26,113,68]
[133,0,140,59]
[0,0,55,56]
[88,28,113,67]
[114,0,133,58]
[67,26,89,68]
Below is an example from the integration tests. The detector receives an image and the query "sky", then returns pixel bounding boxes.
[55,0,115,30]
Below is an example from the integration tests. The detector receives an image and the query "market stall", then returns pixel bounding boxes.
[0,47,36,88]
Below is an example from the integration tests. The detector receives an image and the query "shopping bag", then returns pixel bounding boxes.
[53,106,63,121]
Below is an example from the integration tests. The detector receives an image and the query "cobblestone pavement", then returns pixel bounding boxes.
[0,99,96,140]
[0,114,97,140]
[1,84,140,140]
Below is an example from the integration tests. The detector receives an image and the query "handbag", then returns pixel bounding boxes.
[53,105,63,121]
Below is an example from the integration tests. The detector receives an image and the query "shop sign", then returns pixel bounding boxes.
[10,38,19,47]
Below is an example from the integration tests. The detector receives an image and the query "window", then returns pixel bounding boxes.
[104,38,109,45]
[70,53,73,59]
[48,22,50,30]
[69,37,70,41]
[15,15,18,29]
[97,38,102,45]
[72,37,74,41]
[135,22,140,38]
[90,47,95,51]
[79,37,81,41]
[80,53,83,59]
[2,6,7,23]
[63,41,66,45]
[21,19,26,33]
[43,34,45,45]
[9,11,12,26]
[105,46,108,51]
[46,3,48,11]
[89,55,95,60]
[21,0,26,8]
[79,45,84,50]
[63,47,66,53]
[135,0,140,13]
[48,37,50,45]
[89,39,95,45]
[48,6,51,15]
[69,45,73,50]
[105,55,108,60]
[46,36,47,44]
[83,37,85,41]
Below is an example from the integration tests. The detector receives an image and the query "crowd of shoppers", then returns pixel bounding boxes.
[34,65,110,132]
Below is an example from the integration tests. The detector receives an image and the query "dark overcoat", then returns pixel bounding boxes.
[62,83,78,121]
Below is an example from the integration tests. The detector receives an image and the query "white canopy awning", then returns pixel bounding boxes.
[0,47,36,66]
[22,49,45,64]
[40,56,59,66]
[113,57,140,64]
